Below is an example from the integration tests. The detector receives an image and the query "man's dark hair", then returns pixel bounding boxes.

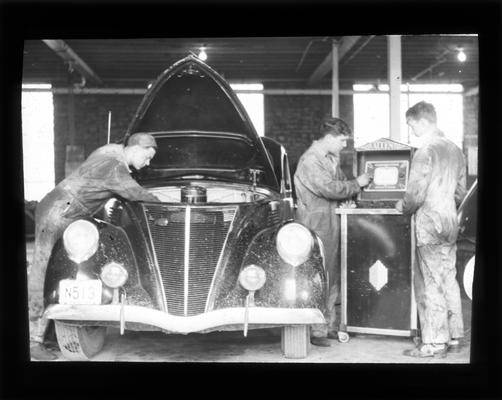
[319,117,352,138]
[405,101,437,124]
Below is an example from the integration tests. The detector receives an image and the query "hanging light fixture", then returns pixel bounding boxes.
[457,47,467,62]
[198,45,208,61]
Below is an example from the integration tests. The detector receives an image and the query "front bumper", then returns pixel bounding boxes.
[44,304,326,333]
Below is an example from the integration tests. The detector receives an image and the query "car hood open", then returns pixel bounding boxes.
[124,55,277,188]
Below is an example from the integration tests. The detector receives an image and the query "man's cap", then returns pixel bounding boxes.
[127,133,157,148]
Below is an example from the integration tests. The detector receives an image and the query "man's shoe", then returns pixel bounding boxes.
[326,330,338,340]
[403,343,447,358]
[447,339,464,353]
[311,337,332,347]
[30,342,57,361]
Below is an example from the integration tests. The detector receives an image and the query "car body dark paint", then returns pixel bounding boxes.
[44,219,156,308]
[44,56,327,339]
[45,195,327,317]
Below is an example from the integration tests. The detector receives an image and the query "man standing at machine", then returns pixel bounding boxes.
[396,101,466,358]
[294,117,370,347]
[28,133,161,360]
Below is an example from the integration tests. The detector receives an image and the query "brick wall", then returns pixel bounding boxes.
[52,91,478,186]
[264,94,356,178]
[53,92,356,182]
[53,94,142,183]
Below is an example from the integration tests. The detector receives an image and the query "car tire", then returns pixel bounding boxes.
[55,321,107,361]
[281,325,310,359]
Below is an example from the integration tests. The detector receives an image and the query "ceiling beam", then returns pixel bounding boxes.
[42,39,103,86]
[308,36,361,85]
[464,86,478,96]
[410,48,451,82]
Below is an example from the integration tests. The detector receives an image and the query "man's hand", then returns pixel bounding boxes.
[356,173,371,187]
[395,199,404,213]
[339,200,356,209]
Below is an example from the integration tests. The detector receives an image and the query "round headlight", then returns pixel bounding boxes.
[276,222,313,267]
[239,265,266,291]
[63,220,99,263]
[100,262,129,288]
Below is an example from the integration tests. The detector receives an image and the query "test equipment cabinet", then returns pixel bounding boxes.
[335,138,419,343]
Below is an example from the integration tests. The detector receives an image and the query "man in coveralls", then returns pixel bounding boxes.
[294,117,370,347]
[396,101,466,358]
[28,133,161,360]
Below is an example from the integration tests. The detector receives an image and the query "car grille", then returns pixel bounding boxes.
[143,204,237,316]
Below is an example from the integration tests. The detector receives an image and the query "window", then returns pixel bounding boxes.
[22,84,55,201]
[231,84,264,136]
[353,84,464,148]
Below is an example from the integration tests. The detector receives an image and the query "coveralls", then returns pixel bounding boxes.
[28,144,159,344]
[401,131,466,344]
[294,140,361,336]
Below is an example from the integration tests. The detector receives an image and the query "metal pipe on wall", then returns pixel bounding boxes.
[48,88,357,95]
[332,40,340,117]
[28,87,465,96]
[388,35,402,142]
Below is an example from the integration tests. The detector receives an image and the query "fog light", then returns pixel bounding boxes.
[100,262,128,288]
[276,222,313,267]
[239,265,266,291]
[63,220,99,263]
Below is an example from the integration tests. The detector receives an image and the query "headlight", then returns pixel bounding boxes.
[239,265,266,291]
[100,262,129,288]
[63,220,99,263]
[276,222,313,266]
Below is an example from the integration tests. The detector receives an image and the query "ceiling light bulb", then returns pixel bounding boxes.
[198,47,207,61]
[457,49,467,62]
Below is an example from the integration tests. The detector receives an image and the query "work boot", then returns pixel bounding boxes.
[403,343,447,358]
[447,338,464,353]
[311,337,332,347]
[30,342,57,361]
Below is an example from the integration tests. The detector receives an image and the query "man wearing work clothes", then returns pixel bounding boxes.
[28,133,161,360]
[396,101,466,358]
[294,117,371,347]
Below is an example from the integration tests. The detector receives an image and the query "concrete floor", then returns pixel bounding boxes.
[26,241,471,363]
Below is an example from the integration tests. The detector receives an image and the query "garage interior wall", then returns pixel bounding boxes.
[52,92,478,187]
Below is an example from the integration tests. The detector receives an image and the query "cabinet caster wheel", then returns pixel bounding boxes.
[413,336,421,346]
[338,331,350,343]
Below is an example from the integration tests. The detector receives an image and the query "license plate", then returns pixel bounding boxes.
[59,279,102,305]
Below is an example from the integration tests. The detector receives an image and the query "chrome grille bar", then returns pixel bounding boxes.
[143,204,237,317]
[184,206,191,316]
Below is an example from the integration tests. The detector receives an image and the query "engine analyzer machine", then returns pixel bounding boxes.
[335,138,419,342]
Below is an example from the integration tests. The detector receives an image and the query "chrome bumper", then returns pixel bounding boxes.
[44,304,326,333]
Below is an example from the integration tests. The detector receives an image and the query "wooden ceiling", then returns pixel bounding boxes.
[22,35,479,90]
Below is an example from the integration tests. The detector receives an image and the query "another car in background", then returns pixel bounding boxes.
[456,180,477,300]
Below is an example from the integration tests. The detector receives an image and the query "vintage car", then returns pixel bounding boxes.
[456,179,477,300]
[42,55,328,360]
